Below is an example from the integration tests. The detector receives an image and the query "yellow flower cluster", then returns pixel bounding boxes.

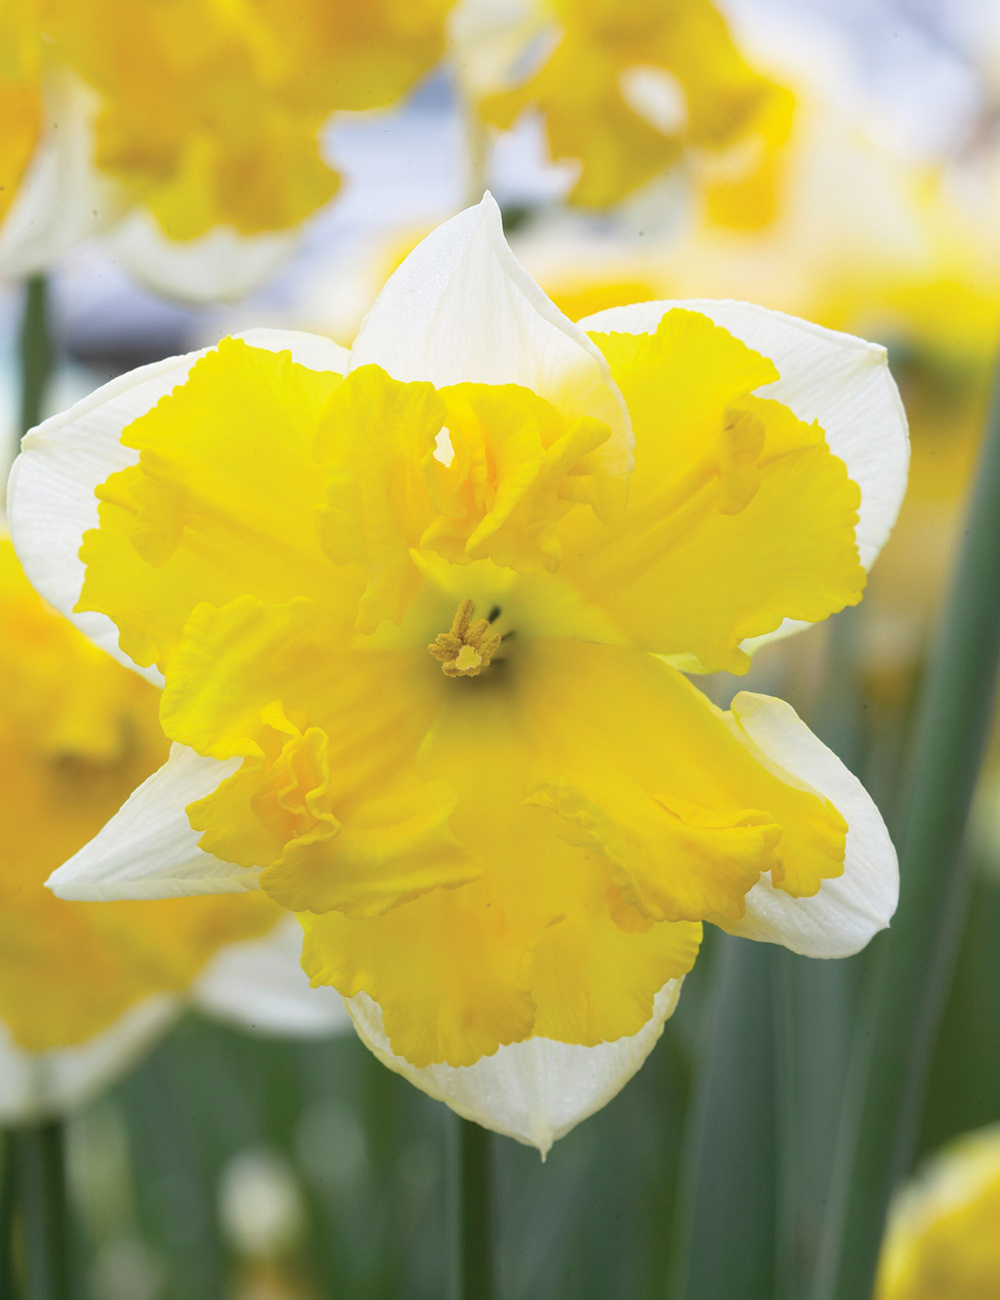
[1,0,452,238]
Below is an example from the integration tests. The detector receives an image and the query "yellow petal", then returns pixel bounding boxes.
[165,595,472,916]
[314,366,615,630]
[519,640,847,911]
[314,364,445,633]
[299,655,702,1065]
[77,338,350,672]
[564,309,865,672]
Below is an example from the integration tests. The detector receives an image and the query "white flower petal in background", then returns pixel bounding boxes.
[718,691,898,958]
[46,743,252,901]
[0,995,179,1126]
[195,918,352,1038]
[580,298,910,574]
[107,212,301,306]
[350,194,633,516]
[0,69,125,278]
[346,979,683,1156]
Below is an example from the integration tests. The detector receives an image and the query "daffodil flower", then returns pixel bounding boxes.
[453,0,793,220]
[0,537,348,1125]
[875,1124,1000,1299]
[9,196,907,1153]
[0,0,452,299]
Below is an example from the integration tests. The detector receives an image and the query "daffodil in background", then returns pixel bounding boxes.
[451,0,793,221]
[875,1124,1000,1299]
[9,197,907,1154]
[0,0,453,300]
[0,533,348,1125]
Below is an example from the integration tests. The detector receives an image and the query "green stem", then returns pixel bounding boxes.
[811,360,1000,1300]
[0,1131,20,1299]
[19,274,54,438]
[672,937,780,1300]
[14,1123,70,1300]
[458,1119,494,1300]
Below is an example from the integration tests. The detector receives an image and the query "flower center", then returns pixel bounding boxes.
[428,599,503,678]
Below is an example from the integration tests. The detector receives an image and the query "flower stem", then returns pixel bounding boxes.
[14,1122,70,1300]
[811,360,1000,1300]
[672,936,780,1300]
[458,1119,494,1300]
[19,274,54,438]
[0,1131,20,1298]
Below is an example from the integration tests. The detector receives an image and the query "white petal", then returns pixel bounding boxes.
[0,68,126,276]
[46,743,255,901]
[6,329,346,681]
[350,194,632,517]
[346,978,683,1156]
[7,347,209,682]
[579,299,910,598]
[0,995,179,1124]
[718,691,898,958]
[194,917,353,1038]
[105,210,301,305]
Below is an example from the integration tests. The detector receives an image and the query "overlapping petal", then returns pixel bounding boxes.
[350,195,633,521]
[580,298,909,655]
[561,307,867,671]
[7,328,347,681]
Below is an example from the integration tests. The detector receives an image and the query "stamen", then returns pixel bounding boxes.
[428,599,503,677]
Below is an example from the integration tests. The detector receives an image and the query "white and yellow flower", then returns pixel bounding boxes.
[9,196,907,1152]
[0,536,348,1125]
[0,0,453,299]
[876,1125,1000,1299]
[451,0,794,220]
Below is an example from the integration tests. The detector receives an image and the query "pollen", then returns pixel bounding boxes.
[428,599,503,677]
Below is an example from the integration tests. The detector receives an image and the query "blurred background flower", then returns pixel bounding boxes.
[0,533,349,1124]
[875,1124,1000,1299]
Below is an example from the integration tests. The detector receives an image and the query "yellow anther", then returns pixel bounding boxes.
[428,599,502,678]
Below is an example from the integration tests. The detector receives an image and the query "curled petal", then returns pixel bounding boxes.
[717,692,898,957]
[346,979,683,1155]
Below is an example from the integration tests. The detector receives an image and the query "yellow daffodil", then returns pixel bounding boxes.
[9,197,907,1152]
[0,0,452,299]
[0,536,348,1123]
[875,1125,1000,1299]
[453,0,793,220]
